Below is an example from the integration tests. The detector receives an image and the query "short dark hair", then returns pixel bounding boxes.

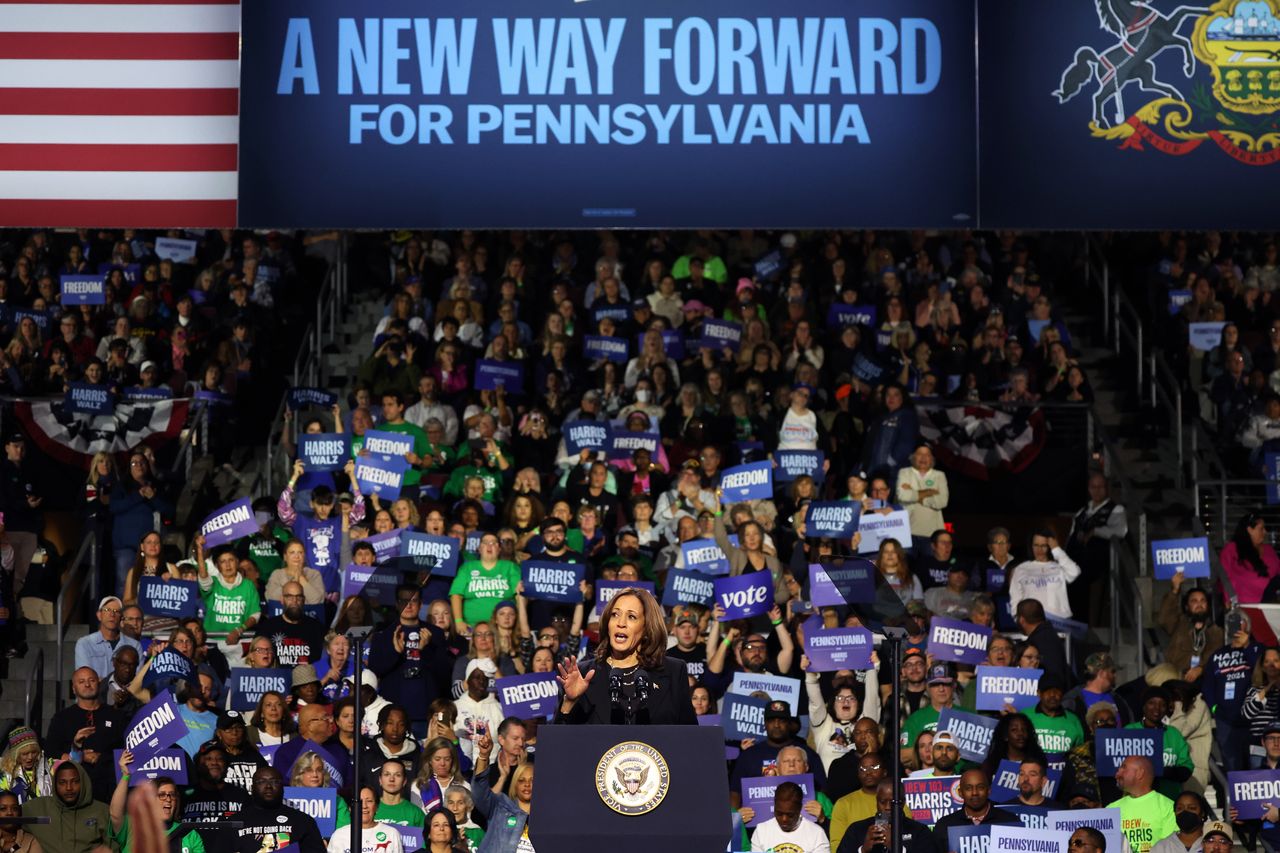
[378,704,408,728]
[774,781,803,806]
[1016,599,1046,624]
[311,486,335,505]
[1074,828,1106,851]
[497,717,526,738]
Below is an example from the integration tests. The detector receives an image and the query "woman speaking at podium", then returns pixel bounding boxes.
[555,587,696,725]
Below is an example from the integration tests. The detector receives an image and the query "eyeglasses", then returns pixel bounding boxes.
[858,764,882,772]
[101,608,122,616]
[156,791,177,800]
[473,631,495,638]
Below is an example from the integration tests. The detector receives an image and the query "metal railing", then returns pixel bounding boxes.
[55,534,98,698]
[1194,479,1280,548]
[1149,351,1186,487]
[23,647,44,732]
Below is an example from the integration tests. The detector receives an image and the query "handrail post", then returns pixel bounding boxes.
[1175,385,1184,488]
[1136,321,1144,390]
[1112,293,1120,354]
[1102,254,1111,339]
[1109,544,1119,648]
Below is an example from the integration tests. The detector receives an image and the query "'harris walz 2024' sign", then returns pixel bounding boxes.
[239,0,976,228]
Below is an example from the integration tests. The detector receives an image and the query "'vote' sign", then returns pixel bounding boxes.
[714,572,773,620]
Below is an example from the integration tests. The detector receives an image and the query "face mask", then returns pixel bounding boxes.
[636,390,651,403]
[1175,812,1204,833]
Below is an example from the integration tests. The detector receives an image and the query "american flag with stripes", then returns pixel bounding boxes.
[0,0,239,227]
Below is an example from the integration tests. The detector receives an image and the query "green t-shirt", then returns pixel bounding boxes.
[900,704,943,748]
[201,574,261,634]
[381,421,431,487]
[1108,790,1176,853]
[244,532,285,585]
[450,559,521,625]
[1124,722,1193,800]
[114,819,205,853]
[375,799,426,828]
[443,465,503,501]
[1025,709,1085,754]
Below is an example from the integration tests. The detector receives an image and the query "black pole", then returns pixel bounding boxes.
[883,629,904,853]
[348,628,368,853]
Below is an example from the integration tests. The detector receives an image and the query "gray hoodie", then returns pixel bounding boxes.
[22,761,113,853]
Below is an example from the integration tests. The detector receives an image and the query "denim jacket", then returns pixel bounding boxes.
[471,767,529,853]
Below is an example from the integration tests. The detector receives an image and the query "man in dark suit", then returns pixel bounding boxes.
[931,769,1020,853]
[839,780,933,853]
[1016,598,1072,686]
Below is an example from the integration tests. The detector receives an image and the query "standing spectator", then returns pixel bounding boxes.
[176,671,220,757]
[1025,674,1085,754]
[861,384,919,478]
[1221,512,1280,604]
[72,596,140,680]
[1243,646,1280,739]
[1124,685,1194,799]
[0,434,40,601]
[1008,530,1081,619]
[232,768,325,853]
[278,459,366,599]
[899,663,960,767]
[108,451,173,599]
[254,581,325,666]
[1158,576,1223,683]
[895,445,949,543]
[195,537,261,651]
[369,585,449,717]
[449,533,520,634]
[1063,652,1134,724]
[43,667,124,802]
[1014,600,1072,686]
[1202,621,1262,771]
[1065,472,1128,619]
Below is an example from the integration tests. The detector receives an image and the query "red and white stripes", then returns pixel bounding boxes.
[0,0,240,227]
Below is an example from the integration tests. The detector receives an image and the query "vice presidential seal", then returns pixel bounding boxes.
[594,741,670,815]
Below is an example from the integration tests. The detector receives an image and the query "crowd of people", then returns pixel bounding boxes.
[0,228,1257,853]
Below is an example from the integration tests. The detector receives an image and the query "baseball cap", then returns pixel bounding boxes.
[835,384,853,401]
[736,278,755,295]
[465,658,498,680]
[140,360,157,373]
[904,646,927,662]
[195,740,228,760]
[98,596,123,611]
[1203,822,1233,843]
[291,664,320,688]
[632,297,650,310]
[933,731,958,748]
[763,700,794,721]
[682,299,708,313]
[216,711,245,730]
[1264,722,1280,738]
[345,669,379,690]
[674,614,698,627]
[927,662,956,685]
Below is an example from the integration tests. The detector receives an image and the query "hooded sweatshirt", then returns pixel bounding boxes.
[22,761,113,853]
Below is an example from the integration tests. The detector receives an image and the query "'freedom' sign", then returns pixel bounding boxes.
[113,749,188,786]
[355,455,407,497]
[65,383,113,415]
[927,617,991,665]
[973,666,1043,711]
[562,420,611,455]
[284,787,337,837]
[1094,728,1163,776]
[1227,770,1280,820]
[804,501,860,538]
[496,672,559,720]
[682,538,730,575]
[608,429,660,457]
[399,531,460,577]
[698,318,743,352]
[990,758,1062,802]
[200,497,257,548]
[719,461,773,501]
[60,274,106,305]
[362,429,413,462]
[809,560,876,606]
[582,334,630,363]
[228,668,291,711]
[595,580,656,612]
[740,774,817,827]
[138,578,200,619]
[936,709,998,763]
[125,691,190,770]
[299,433,348,472]
[520,560,584,603]
[662,570,716,608]
[714,572,773,620]
[803,626,873,671]
[1150,537,1211,580]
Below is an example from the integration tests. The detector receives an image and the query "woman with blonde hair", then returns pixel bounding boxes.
[412,737,469,812]
[264,539,326,605]
[0,727,52,803]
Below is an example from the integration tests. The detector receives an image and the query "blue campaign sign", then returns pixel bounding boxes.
[263,600,326,621]
[397,827,424,852]
[583,334,630,363]
[1189,322,1227,352]
[592,303,630,326]
[608,429,660,457]
[740,774,818,827]
[808,560,877,606]
[474,359,525,392]
[238,0,977,230]
[719,461,773,501]
[773,450,825,484]
[1167,289,1193,316]
[636,329,685,360]
[936,708,998,763]
[986,567,1008,592]
[399,531,460,577]
[520,560,584,603]
[928,616,992,665]
[142,649,196,689]
[65,383,114,415]
[13,309,48,333]
[362,428,413,461]
[299,433,349,472]
[698,318,743,352]
[990,758,1062,803]
[287,387,338,410]
[228,668,292,711]
[563,420,611,455]
[363,529,402,563]
[123,386,173,402]
[124,691,190,770]
[138,578,200,620]
[682,538,730,575]
[60,274,106,305]
[1094,728,1163,776]
[662,570,717,608]
[720,693,767,741]
[342,562,401,606]
[1228,770,1280,820]
[154,237,198,263]
[713,572,773,620]
[803,626,873,671]
[973,666,1043,711]
[284,787,337,837]
[949,825,992,853]
[194,390,231,406]
[355,454,408,497]
[595,579,657,612]
[1150,537,1211,579]
[805,501,860,538]
[97,262,140,285]
[755,250,783,281]
[495,672,560,719]
[201,497,257,548]
[827,303,876,329]
[1003,805,1050,831]
[113,749,188,786]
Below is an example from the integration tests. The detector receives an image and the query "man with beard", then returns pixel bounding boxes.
[1157,578,1223,685]
[44,667,125,802]
[233,767,324,853]
[521,517,584,631]
[665,612,707,683]
[368,585,448,714]
[1001,759,1051,807]
[907,731,961,778]
[176,673,219,758]
[253,582,325,667]
[213,712,267,793]
[21,761,112,853]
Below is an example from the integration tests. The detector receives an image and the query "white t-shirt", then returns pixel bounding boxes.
[777,409,819,450]
[750,816,831,853]
[325,821,405,853]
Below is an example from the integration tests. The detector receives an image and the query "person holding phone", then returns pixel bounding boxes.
[369,583,449,734]
[836,781,932,853]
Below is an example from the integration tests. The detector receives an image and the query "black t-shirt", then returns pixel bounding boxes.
[666,644,707,683]
[222,748,269,793]
[184,783,250,852]
[233,801,325,853]
[254,615,326,667]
